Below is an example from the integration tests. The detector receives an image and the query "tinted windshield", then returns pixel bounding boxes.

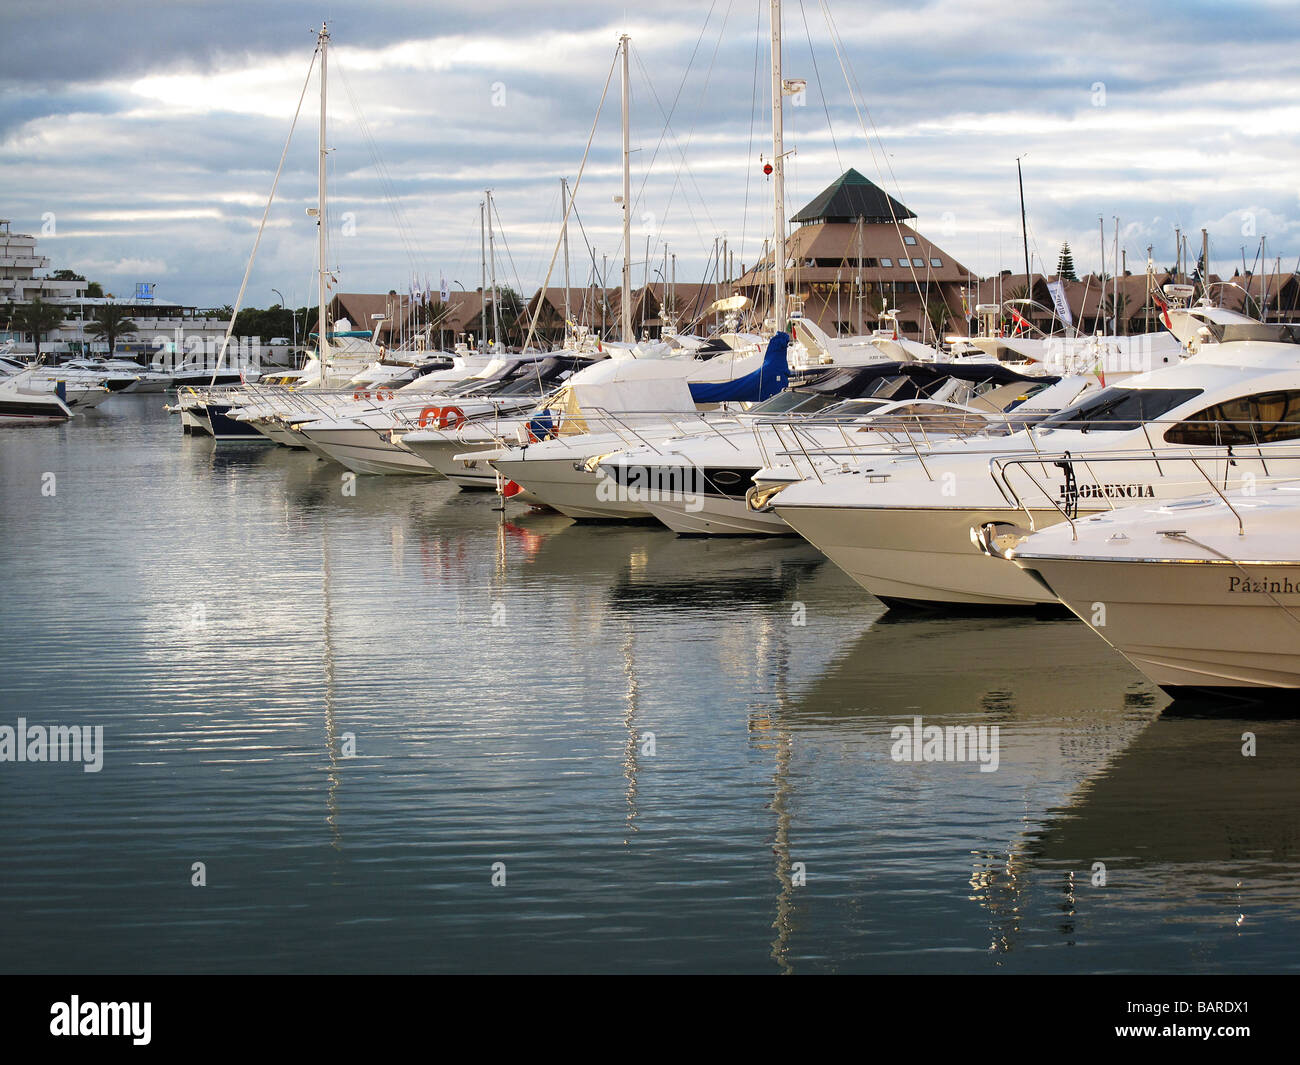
[1035,387,1203,432]
[749,391,812,415]
[817,398,892,418]
[750,391,841,415]
[1165,389,1300,445]
[1208,322,1300,344]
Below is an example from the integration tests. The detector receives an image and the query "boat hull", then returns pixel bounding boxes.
[296,426,438,475]
[492,455,650,520]
[643,495,794,536]
[1023,556,1300,691]
[774,502,1064,607]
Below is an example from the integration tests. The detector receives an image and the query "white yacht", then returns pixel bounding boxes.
[987,481,1300,697]
[769,320,1300,608]
[0,368,74,425]
[585,362,1066,534]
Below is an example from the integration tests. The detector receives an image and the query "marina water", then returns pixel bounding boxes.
[1,397,1298,973]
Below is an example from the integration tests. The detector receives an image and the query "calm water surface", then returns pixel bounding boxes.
[1,396,1297,973]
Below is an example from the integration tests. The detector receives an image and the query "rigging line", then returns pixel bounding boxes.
[739,0,762,278]
[630,47,723,273]
[488,197,530,341]
[797,0,842,174]
[517,45,621,355]
[817,0,931,330]
[213,39,319,383]
[629,0,720,212]
[333,59,427,277]
[629,6,732,252]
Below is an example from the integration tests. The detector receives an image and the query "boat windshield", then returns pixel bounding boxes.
[1033,386,1204,432]
[1206,322,1300,344]
[750,391,842,416]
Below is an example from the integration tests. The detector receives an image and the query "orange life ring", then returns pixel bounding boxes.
[417,405,442,427]
[353,389,368,401]
[438,406,465,430]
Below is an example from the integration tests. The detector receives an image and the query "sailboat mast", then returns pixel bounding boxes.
[487,189,501,346]
[316,23,330,373]
[1016,156,1030,309]
[479,200,487,352]
[620,35,633,343]
[561,177,572,340]
[770,0,787,331]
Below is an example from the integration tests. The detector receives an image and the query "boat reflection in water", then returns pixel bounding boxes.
[756,612,1163,970]
[1013,705,1300,968]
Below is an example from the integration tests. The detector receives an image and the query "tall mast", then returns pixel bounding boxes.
[1200,227,1209,303]
[1016,156,1030,311]
[1113,216,1119,335]
[479,200,487,352]
[770,0,787,331]
[316,22,330,374]
[620,35,633,343]
[487,189,500,345]
[561,177,572,341]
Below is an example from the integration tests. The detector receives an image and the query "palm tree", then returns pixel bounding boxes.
[9,298,67,364]
[85,304,139,357]
[925,298,950,343]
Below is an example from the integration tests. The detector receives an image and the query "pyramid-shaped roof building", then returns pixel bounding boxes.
[791,168,915,225]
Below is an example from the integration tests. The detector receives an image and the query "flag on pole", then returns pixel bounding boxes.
[1046,280,1073,328]
[440,273,449,303]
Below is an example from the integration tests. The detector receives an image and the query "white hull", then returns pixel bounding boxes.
[249,420,307,449]
[492,455,650,520]
[775,503,1064,607]
[297,426,438,475]
[643,495,793,536]
[1025,556,1300,691]
[400,436,488,479]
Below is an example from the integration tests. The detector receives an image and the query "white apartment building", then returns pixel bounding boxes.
[1,219,230,361]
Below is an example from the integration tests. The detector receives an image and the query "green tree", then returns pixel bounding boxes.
[1056,242,1078,281]
[85,304,139,356]
[51,269,85,282]
[85,281,104,298]
[9,298,67,363]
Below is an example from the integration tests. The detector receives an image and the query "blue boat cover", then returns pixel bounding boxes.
[688,332,790,403]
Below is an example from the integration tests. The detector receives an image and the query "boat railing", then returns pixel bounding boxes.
[763,413,1300,481]
[987,446,1300,539]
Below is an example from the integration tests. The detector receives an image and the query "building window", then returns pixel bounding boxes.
[880,257,893,267]
[903,235,918,246]
[912,258,925,268]
[930,258,942,268]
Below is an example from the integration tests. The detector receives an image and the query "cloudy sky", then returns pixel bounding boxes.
[3,0,1298,309]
